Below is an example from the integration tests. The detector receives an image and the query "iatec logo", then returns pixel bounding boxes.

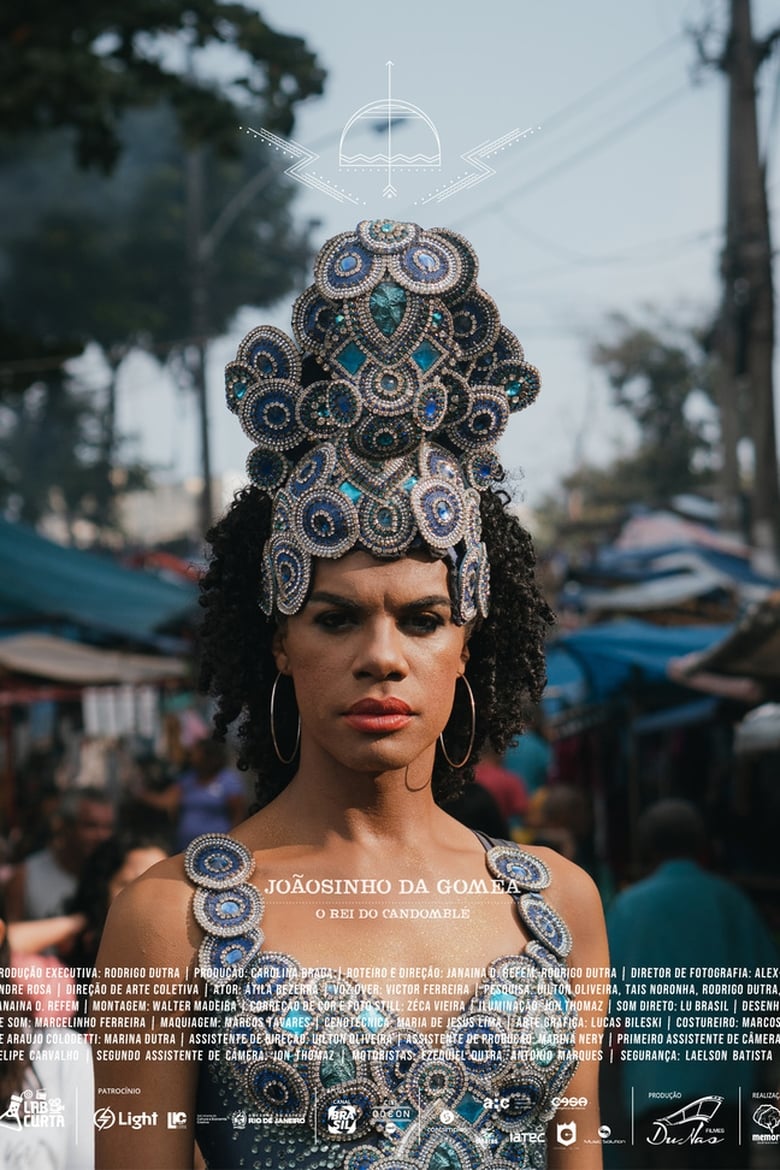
[327,1103,358,1135]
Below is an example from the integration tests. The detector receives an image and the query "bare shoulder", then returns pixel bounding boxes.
[526,845,601,916]
[97,853,198,971]
[521,844,607,965]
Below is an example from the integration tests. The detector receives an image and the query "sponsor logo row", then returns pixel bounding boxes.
[77,1092,780,1146]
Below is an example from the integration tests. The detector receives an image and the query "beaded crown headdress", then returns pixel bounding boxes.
[225,219,540,623]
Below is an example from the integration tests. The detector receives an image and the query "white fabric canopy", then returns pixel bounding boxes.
[0,633,187,684]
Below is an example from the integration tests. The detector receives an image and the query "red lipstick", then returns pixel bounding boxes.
[343,697,413,734]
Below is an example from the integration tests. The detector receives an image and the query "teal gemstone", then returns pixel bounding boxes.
[377,508,394,529]
[380,220,394,233]
[377,432,393,447]
[320,1042,356,1087]
[339,480,362,502]
[455,1090,486,1123]
[432,310,443,323]
[429,1142,460,1170]
[369,281,407,336]
[507,379,522,398]
[412,340,439,371]
[488,988,518,1013]
[281,1007,313,1036]
[402,475,417,492]
[233,381,247,399]
[359,1006,386,1033]
[334,312,346,327]
[337,342,366,375]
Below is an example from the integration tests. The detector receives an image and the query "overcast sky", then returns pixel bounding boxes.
[116,0,780,508]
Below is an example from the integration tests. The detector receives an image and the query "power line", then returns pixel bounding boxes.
[457,82,692,228]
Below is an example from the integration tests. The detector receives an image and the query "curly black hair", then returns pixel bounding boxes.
[199,483,553,807]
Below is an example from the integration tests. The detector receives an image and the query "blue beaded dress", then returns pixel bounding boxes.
[186,834,578,1170]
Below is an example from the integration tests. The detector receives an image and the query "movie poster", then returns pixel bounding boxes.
[2,1,779,1169]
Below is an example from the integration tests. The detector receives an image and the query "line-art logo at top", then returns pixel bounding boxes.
[243,62,538,206]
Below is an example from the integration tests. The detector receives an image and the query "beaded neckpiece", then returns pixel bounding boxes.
[225,219,540,623]
[186,834,578,1169]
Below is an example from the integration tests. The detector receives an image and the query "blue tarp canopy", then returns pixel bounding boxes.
[546,619,732,706]
[0,518,197,645]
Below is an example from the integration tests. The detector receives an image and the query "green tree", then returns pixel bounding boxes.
[0,375,147,535]
[0,106,314,535]
[0,1,324,170]
[592,310,718,503]
[0,4,324,539]
[536,311,720,553]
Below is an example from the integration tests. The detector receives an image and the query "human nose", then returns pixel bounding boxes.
[353,616,408,680]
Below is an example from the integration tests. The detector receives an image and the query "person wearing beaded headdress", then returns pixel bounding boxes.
[94,220,608,1170]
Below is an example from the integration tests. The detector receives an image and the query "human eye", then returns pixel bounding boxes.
[313,609,357,632]
[402,611,446,635]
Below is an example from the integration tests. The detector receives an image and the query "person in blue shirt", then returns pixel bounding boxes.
[606,798,779,1169]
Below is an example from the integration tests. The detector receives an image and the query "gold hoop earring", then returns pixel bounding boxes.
[270,672,301,765]
[438,675,476,769]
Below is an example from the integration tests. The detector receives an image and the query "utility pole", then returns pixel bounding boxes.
[696,0,780,569]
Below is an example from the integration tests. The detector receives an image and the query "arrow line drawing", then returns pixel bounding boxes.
[243,127,360,204]
[420,125,539,204]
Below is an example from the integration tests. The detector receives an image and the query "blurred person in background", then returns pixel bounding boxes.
[502,702,552,793]
[119,752,177,845]
[4,787,114,922]
[66,832,168,1022]
[474,741,529,832]
[134,739,247,851]
[606,798,779,1169]
[443,778,510,840]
